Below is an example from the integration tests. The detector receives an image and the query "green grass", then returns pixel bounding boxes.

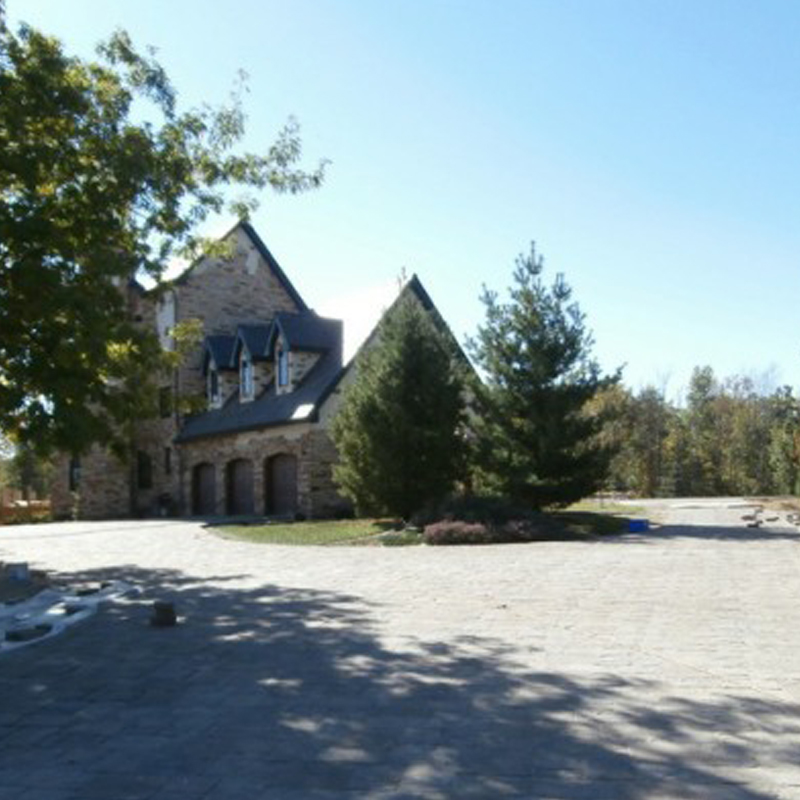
[563,499,645,517]
[217,518,400,546]
[217,498,648,547]
[554,510,629,536]
[554,499,647,537]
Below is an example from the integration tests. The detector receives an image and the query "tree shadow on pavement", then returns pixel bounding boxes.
[1,564,798,799]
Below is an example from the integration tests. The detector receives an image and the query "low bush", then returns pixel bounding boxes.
[413,494,536,528]
[423,514,590,545]
[423,519,543,545]
[423,521,496,545]
[0,507,52,526]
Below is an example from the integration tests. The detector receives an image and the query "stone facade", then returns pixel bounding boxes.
[179,423,345,519]
[176,227,299,401]
[51,222,351,521]
[51,446,129,520]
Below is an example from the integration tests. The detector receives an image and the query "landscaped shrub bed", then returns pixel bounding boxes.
[420,495,629,544]
[422,517,567,545]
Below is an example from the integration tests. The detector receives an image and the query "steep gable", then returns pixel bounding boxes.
[172,221,307,400]
[317,275,471,424]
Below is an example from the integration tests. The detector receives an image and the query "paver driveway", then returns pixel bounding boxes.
[1,500,800,799]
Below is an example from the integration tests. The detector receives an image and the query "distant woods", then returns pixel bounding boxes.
[593,366,800,498]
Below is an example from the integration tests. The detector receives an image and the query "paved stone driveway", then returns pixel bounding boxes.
[1,501,800,799]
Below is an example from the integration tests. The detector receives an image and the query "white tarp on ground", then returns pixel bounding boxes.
[0,580,135,655]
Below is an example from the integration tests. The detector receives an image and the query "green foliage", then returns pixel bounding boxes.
[331,294,467,519]
[597,384,671,496]
[6,440,51,498]
[0,20,325,454]
[468,243,620,508]
[596,368,800,498]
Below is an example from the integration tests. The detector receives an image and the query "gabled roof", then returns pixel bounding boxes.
[176,348,344,442]
[177,273,465,443]
[269,312,343,354]
[235,324,273,361]
[204,335,237,371]
[314,273,471,409]
[172,221,308,313]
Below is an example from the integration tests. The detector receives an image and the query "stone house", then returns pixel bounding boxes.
[50,221,449,520]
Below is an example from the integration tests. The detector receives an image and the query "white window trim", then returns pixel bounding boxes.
[241,349,254,399]
[277,344,290,388]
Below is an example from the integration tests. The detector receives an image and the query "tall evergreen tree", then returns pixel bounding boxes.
[469,244,620,508]
[331,292,467,519]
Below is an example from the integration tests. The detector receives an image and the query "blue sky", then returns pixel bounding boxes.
[9,0,800,399]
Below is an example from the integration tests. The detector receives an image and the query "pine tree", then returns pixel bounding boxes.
[331,292,467,519]
[468,244,619,508]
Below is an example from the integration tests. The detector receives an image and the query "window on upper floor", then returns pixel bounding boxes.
[277,347,289,388]
[241,351,254,398]
[208,368,220,405]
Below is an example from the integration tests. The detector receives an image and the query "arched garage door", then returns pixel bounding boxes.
[265,454,298,515]
[226,459,254,515]
[192,463,216,515]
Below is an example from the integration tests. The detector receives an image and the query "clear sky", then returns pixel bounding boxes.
[9,0,800,400]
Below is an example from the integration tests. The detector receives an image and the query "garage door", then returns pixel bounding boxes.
[226,459,254,515]
[192,463,216,515]
[266,454,298,516]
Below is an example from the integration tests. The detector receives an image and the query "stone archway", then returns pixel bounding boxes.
[226,458,254,515]
[191,463,216,515]
[265,454,298,516]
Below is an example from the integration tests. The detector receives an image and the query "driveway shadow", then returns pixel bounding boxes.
[1,564,797,798]
[599,523,800,545]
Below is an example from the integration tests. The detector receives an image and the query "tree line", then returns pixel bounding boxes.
[594,370,800,498]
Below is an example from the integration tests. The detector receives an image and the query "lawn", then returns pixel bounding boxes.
[218,497,645,546]
[555,499,646,536]
[217,518,399,546]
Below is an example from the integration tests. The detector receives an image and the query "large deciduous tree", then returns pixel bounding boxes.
[469,244,620,508]
[0,16,325,453]
[331,293,467,520]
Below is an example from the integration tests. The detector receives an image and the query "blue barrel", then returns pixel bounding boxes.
[627,519,650,533]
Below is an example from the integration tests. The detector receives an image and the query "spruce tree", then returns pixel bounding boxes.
[331,292,466,519]
[469,244,619,508]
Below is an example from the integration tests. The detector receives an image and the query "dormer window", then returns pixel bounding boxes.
[277,347,289,387]
[241,351,254,398]
[208,367,220,406]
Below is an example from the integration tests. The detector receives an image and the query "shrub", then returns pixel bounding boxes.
[412,494,535,528]
[422,513,578,545]
[423,521,495,545]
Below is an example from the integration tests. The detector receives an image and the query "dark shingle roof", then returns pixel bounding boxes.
[236,324,272,361]
[176,349,343,443]
[271,313,343,354]
[205,335,237,370]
